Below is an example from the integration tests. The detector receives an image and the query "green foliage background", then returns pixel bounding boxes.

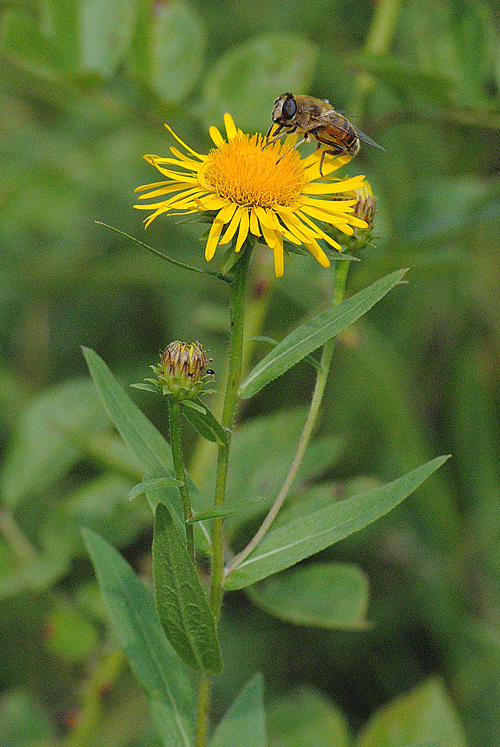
[1,0,500,745]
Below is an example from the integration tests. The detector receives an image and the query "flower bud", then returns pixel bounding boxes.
[346,181,377,252]
[149,341,214,400]
[352,182,376,232]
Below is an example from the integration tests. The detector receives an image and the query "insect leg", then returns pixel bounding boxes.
[262,124,296,149]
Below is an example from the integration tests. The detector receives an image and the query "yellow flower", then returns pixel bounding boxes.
[134,114,368,278]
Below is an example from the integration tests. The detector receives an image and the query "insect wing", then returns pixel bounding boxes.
[355,127,385,151]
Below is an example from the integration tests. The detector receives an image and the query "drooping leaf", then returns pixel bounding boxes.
[239,269,408,399]
[224,456,449,590]
[129,0,206,104]
[153,504,222,673]
[209,674,266,747]
[267,686,350,747]
[129,476,183,502]
[0,378,106,510]
[201,32,318,132]
[354,677,467,747]
[248,562,370,630]
[82,347,174,478]
[83,529,195,747]
[80,0,137,77]
[83,350,211,551]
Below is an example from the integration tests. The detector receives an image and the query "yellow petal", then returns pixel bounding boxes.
[219,205,242,245]
[249,208,261,237]
[205,220,224,261]
[260,220,278,249]
[304,241,331,267]
[209,126,225,147]
[224,113,237,140]
[235,208,250,252]
[273,231,285,277]
[164,124,203,158]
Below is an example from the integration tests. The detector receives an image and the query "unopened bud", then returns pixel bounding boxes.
[352,182,376,232]
[157,341,213,400]
[339,180,377,252]
[132,341,215,401]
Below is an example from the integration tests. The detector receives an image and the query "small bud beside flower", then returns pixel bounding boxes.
[331,180,377,253]
[346,181,377,252]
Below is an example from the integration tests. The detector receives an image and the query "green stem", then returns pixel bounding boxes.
[167,398,194,559]
[64,649,125,747]
[189,247,276,487]
[350,0,402,120]
[194,245,253,747]
[195,670,211,747]
[225,260,351,577]
[209,246,253,618]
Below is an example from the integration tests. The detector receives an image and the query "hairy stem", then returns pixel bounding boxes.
[225,260,351,577]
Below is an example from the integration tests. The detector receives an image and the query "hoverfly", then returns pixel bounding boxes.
[266,92,384,175]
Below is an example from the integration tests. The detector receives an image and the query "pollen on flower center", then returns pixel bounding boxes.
[203,134,307,209]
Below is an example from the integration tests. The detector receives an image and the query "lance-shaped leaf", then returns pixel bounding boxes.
[153,503,222,672]
[239,269,408,399]
[224,455,449,590]
[82,529,195,747]
[182,398,228,445]
[209,674,266,747]
[82,347,173,477]
[83,348,211,554]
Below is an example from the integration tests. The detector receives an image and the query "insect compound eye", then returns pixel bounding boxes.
[282,95,297,120]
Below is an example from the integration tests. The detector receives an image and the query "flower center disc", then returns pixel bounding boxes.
[205,134,307,210]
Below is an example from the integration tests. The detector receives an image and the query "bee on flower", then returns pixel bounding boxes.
[134,114,368,278]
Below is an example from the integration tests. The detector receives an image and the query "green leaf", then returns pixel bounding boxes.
[153,504,222,673]
[248,562,370,630]
[187,496,265,524]
[80,0,137,77]
[129,0,205,104]
[129,477,183,501]
[129,476,212,556]
[220,409,344,536]
[0,2,80,74]
[0,690,55,747]
[182,398,229,446]
[82,347,173,478]
[239,269,408,399]
[349,52,455,107]
[0,378,107,510]
[43,602,99,663]
[224,456,449,590]
[209,674,266,747]
[354,677,467,747]
[401,0,497,106]
[83,529,195,747]
[267,686,350,747]
[201,32,318,132]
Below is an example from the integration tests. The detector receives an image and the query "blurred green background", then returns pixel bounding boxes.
[1,0,500,745]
